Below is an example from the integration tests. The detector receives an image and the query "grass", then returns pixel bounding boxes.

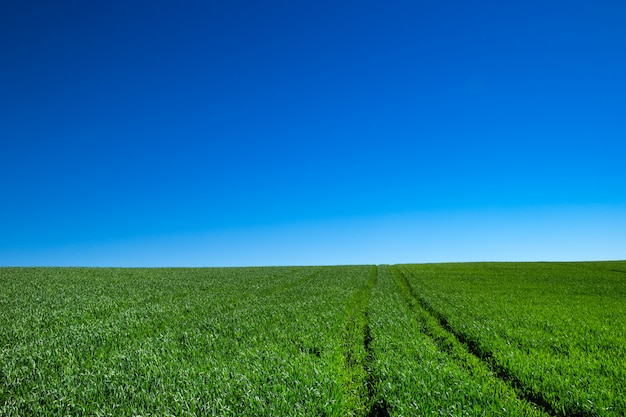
[396,262,626,416]
[1,262,624,416]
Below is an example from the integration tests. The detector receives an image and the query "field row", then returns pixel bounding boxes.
[396,262,626,416]
[1,263,624,416]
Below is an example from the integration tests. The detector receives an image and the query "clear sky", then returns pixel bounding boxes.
[2,1,625,266]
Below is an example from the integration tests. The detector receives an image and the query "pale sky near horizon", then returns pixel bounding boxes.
[2,1,625,266]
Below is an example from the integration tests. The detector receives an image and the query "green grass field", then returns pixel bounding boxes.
[1,262,624,416]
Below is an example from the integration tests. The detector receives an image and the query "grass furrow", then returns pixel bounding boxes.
[334,265,385,417]
[390,265,555,416]
[397,262,626,416]
[367,265,548,416]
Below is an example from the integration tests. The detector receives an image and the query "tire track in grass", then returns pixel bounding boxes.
[364,268,390,417]
[390,266,558,417]
[338,265,389,417]
[363,327,390,417]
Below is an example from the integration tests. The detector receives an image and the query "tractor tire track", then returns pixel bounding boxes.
[363,268,390,417]
[390,265,560,417]
[339,265,389,417]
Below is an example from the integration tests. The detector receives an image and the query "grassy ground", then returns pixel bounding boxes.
[1,262,624,416]
[396,262,626,416]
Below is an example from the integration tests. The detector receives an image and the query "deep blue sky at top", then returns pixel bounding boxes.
[1,1,625,265]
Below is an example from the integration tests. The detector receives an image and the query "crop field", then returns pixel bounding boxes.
[1,262,624,416]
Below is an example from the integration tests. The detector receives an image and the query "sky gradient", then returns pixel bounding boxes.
[2,1,625,266]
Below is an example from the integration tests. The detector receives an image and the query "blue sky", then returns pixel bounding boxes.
[1,1,625,266]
